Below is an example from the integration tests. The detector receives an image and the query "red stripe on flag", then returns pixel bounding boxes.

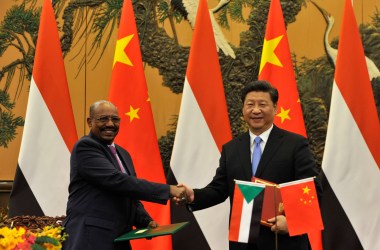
[186,0,232,151]
[334,0,380,168]
[32,0,77,152]
[108,0,171,249]
[229,184,244,242]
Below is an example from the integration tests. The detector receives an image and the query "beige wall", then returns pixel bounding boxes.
[1,0,379,180]
[288,0,379,60]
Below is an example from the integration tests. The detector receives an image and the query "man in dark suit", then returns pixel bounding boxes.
[63,100,185,250]
[178,80,321,250]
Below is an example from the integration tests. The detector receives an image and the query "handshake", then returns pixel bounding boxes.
[169,184,194,205]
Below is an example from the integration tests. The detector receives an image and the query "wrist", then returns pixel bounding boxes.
[168,185,173,198]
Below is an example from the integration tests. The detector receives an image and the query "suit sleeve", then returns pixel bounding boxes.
[133,201,153,228]
[73,138,170,205]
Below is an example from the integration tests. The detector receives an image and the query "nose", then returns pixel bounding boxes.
[105,117,118,126]
[252,105,261,113]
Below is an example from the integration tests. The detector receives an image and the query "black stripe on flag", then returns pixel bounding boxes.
[167,168,210,250]
[8,165,44,217]
[249,190,264,243]
[320,171,363,250]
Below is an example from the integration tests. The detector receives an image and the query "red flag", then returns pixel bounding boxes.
[321,0,380,249]
[170,0,232,248]
[108,0,171,249]
[258,0,306,137]
[8,0,78,216]
[279,178,324,236]
[259,0,321,246]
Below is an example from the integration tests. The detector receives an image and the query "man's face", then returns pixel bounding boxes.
[87,103,120,144]
[242,91,277,135]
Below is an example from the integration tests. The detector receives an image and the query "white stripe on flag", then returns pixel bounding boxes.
[171,78,229,250]
[238,199,254,243]
[322,82,380,249]
[18,78,70,216]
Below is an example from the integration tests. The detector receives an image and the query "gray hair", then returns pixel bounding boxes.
[89,100,117,117]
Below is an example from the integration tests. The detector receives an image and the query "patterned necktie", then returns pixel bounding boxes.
[108,145,126,173]
[252,137,262,176]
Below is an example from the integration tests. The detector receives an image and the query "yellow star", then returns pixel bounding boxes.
[259,35,284,74]
[113,34,134,67]
[302,186,311,195]
[276,107,291,123]
[125,105,140,122]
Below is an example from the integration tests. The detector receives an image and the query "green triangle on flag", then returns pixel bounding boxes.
[237,183,264,203]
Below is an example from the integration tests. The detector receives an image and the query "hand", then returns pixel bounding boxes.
[169,185,186,201]
[148,220,158,229]
[177,183,194,203]
[268,215,288,234]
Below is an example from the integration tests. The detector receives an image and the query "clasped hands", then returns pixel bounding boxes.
[169,184,289,234]
[169,183,194,205]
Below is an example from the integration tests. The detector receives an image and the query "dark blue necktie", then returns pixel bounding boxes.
[252,137,262,176]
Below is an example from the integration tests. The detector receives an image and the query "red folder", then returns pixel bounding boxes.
[252,177,284,227]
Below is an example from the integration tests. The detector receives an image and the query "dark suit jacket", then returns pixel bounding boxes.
[63,132,170,250]
[191,125,321,250]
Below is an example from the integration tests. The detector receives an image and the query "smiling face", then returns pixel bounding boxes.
[242,91,277,135]
[87,102,120,144]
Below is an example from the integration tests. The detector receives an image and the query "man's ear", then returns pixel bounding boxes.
[86,117,92,128]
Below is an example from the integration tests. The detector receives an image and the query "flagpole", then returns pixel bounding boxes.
[83,4,89,136]
[274,185,278,250]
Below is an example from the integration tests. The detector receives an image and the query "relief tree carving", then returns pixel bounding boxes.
[2,0,380,172]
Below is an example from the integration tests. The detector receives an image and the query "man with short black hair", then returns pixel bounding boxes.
[178,81,321,250]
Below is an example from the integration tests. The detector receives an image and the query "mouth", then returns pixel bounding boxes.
[251,117,263,121]
[101,128,117,136]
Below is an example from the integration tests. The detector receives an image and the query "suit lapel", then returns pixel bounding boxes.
[88,132,132,174]
[255,126,284,177]
[115,145,134,175]
[104,144,122,172]
[237,132,253,180]
[88,133,121,172]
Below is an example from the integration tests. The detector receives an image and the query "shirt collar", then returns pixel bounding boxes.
[249,124,273,146]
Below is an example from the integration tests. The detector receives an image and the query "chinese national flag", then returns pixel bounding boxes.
[258,0,306,137]
[279,178,324,237]
[259,1,322,248]
[108,0,171,249]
